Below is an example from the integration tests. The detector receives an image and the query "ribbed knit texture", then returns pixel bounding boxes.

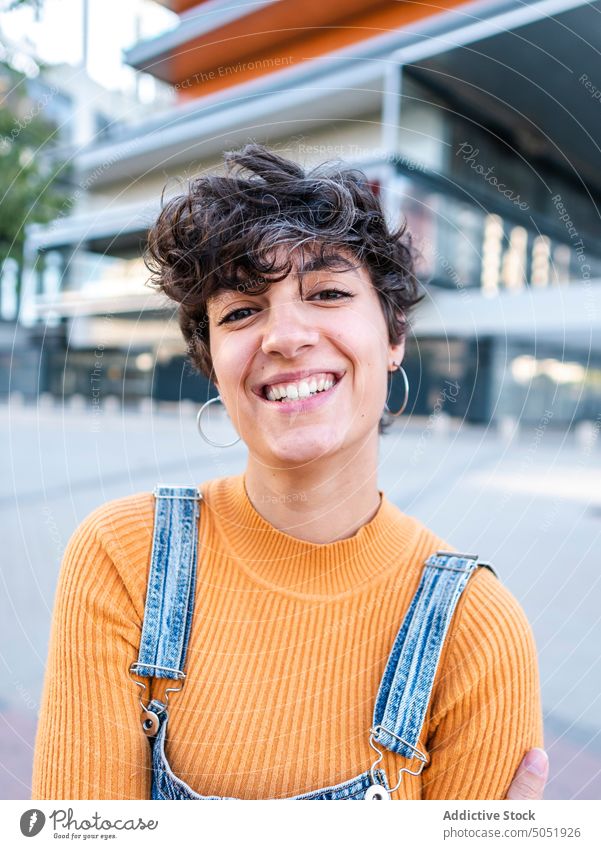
[31,473,543,800]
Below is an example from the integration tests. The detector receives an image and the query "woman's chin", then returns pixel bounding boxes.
[258,427,348,466]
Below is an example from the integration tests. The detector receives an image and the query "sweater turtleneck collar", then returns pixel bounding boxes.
[200,473,421,599]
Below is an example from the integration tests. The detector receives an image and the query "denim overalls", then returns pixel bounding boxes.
[129,484,497,800]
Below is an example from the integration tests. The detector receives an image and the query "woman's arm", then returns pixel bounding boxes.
[422,567,544,799]
[31,500,152,799]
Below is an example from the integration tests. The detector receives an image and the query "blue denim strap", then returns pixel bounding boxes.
[372,551,497,760]
[130,485,202,680]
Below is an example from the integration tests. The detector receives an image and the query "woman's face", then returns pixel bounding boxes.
[206,248,405,468]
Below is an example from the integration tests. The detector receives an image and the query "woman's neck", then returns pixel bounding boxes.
[243,450,382,545]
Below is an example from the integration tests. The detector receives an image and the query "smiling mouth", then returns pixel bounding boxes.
[261,373,342,403]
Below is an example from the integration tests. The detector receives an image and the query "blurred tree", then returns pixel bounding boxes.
[0,57,67,271]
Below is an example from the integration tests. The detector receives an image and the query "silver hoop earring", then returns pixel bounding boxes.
[196,395,241,447]
[384,362,409,417]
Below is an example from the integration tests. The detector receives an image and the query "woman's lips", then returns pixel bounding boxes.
[255,374,344,413]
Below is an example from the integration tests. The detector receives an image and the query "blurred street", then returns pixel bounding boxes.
[0,400,599,800]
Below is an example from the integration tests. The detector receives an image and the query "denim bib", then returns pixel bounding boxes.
[129,485,496,800]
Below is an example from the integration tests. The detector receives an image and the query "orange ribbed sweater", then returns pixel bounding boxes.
[31,474,543,800]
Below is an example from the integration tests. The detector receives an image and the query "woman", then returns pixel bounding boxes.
[32,144,547,800]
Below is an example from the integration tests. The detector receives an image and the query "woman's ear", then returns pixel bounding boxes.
[389,336,406,368]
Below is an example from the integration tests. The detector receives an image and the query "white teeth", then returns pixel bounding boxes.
[264,372,339,402]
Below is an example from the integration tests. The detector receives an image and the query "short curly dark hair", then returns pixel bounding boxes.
[145,142,424,432]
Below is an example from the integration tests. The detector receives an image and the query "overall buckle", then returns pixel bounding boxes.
[128,663,186,737]
[366,723,428,797]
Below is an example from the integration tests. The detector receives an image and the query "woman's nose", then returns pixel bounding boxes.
[260,302,320,359]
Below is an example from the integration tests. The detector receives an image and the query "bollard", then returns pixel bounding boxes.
[10,390,25,408]
[432,411,451,436]
[69,393,86,410]
[574,420,597,451]
[179,399,196,418]
[498,415,519,442]
[38,392,55,408]
[104,395,120,413]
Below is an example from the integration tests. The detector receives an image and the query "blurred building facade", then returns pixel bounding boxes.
[0,29,174,398]
[18,0,601,426]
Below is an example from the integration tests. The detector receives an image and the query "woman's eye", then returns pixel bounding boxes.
[311,288,354,301]
[218,307,256,325]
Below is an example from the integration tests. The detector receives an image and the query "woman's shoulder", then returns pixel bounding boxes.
[438,558,539,696]
[402,515,537,662]
[68,489,156,558]
[440,548,533,639]
[58,490,159,618]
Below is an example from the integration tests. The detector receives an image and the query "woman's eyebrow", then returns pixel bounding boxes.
[298,252,356,275]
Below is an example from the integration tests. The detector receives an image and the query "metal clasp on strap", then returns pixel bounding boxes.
[129,663,186,680]
[428,550,496,574]
[128,663,186,737]
[426,550,479,572]
[152,486,202,500]
[368,724,428,793]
